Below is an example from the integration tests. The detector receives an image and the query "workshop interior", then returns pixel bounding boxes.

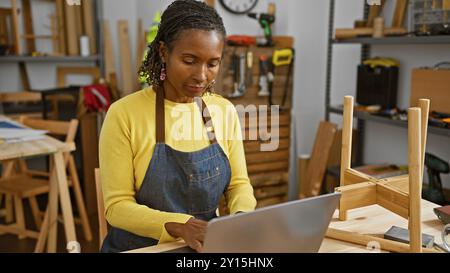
[0,0,449,254]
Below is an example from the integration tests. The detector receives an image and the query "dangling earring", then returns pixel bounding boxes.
[160,63,166,81]
[206,79,216,94]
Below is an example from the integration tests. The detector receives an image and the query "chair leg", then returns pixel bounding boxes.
[5,194,14,223]
[29,196,42,229]
[13,196,26,239]
[68,156,93,241]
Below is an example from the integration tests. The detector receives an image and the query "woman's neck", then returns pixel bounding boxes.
[161,82,193,103]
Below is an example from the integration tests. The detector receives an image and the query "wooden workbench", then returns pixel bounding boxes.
[124,199,445,253]
[0,116,77,253]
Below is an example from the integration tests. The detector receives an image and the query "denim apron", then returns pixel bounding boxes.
[101,87,231,252]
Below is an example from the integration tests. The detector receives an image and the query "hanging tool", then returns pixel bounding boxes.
[270,48,294,107]
[422,153,449,205]
[237,53,246,94]
[246,50,253,87]
[258,55,272,97]
[247,13,275,47]
[228,52,243,98]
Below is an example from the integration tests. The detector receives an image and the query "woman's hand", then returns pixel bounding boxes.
[165,217,208,252]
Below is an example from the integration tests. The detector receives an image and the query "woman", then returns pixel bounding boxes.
[99,0,256,253]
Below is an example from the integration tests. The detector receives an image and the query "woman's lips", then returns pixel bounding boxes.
[186,85,205,94]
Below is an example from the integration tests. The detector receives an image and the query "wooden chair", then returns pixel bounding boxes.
[298,121,337,199]
[94,168,107,249]
[0,91,42,120]
[0,116,92,241]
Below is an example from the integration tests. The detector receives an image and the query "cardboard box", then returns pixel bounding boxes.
[411,68,450,114]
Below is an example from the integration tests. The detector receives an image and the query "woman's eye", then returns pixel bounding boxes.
[183,59,195,64]
[208,62,219,68]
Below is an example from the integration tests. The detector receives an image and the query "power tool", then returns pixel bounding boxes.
[247,13,275,47]
[423,152,449,205]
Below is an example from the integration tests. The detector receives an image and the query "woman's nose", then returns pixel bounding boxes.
[192,64,208,82]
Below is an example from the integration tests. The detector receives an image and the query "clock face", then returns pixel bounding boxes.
[219,0,258,14]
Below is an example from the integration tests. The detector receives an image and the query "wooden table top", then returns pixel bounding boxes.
[124,199,445,253]
[0,116,74,161]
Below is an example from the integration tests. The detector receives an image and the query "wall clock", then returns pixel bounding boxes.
[219,0,258,15]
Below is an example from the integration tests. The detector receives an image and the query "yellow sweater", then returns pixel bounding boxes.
[99,87,256,244]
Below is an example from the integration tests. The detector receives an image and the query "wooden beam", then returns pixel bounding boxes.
[11,0,21,55]
[343,168,377,185]
[64,1,79,55]
[418,99,430,179]
[340,96,353,186]
[335,27,407,39]
[326,228,439,253]
[376,183,409,219]
[367,0,385,27]
[21,0,35,53]
[82,0,97,54]
[55,0,67,55]
[335,182,377,213]
[135,18,146,90]
[408,107,422,253]
[391,0,409,28]
[103,20,116,83]
[117,20,134,96]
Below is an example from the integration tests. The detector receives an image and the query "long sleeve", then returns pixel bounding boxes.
[99,102,192,244]
[224,107,257,214]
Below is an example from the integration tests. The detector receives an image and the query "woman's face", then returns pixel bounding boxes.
[160,29,224,99]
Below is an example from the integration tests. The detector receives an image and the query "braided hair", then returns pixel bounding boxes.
[139,0,226,89]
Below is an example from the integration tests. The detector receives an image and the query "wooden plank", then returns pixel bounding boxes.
[254,184,288,200]
[247,161,289,174]
[326,228,438,253]
[343,168,377,185]
[11,0,21,55]
[0,14,9,44]
[80,113,100,216]
[340,96,353,186]
[55,0,67,55]
[74,1,83,38]
[391,0,409,28]
[408,107,422,253]
[64,1,79,55]
[244,138,290,153]
[0,91,41,103]
[135,18,146,90]
[21,0,35,54]
[242,110,290,129]
[377,183,409,219]
[243,126,290,141]
[246,149,289,165]
[303,121,337,197]
[82,0,96,54]
[249,171,288,188]
[103,20,116,83]
[256,195,287,208]
[118,20,134,96]
[335,182,377,213]
[334,27,407,39]
[19,62,31,90]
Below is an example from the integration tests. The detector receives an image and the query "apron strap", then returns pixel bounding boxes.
[155,86,165,143]
[195,98,217,144]
[155,87,217,144]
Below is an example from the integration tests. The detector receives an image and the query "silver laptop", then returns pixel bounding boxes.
[165,192,341,253]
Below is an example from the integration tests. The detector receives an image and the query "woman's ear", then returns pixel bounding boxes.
[159,41,168,63]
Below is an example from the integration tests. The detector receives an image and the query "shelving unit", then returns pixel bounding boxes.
[324,0,450,165]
